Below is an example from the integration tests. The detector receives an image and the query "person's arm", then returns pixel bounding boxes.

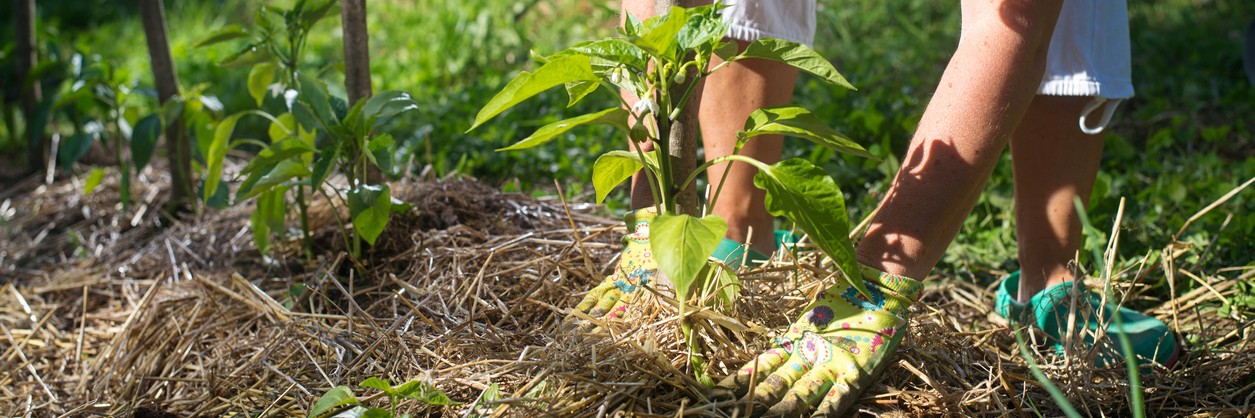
[855,0,1067,279]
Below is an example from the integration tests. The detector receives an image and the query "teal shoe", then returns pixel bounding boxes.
[995,271,1180,368]
[710,230,800,269]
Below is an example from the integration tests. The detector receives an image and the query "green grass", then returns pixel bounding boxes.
[5,0,1252,302]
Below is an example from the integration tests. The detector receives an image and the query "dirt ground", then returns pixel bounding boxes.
[1,165,1251,417]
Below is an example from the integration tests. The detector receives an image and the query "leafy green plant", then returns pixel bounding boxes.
[469,4,872,381]
[196,0,418,261]
[307,377,460,418]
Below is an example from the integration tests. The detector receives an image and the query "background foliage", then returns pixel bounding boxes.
[2,0,1251,303]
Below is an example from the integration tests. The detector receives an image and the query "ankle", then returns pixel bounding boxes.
[1016,269,1072,302]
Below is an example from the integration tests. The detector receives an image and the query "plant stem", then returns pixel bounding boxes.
[296,185,314,261]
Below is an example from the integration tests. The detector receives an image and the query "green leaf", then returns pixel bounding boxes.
[237,159,311,201]
[751,158,865,296]
[360,408,391,418]
[218,44,273,68]
[241,137,316,176]
[83,168,106,196]
[635,6,686,58]
[131,114,162,170]
[296,73,336,125]
[367,134,397,175]
[651,213,728,302]
[308,386,359,418]
[394,380,462,406]
[57,132,94,168]
[195,25,249,48]
[362,90,420,125]
[739,39,855,90]
[558,39,648,72]
[467,383,501,418]
[310,147,338,190]
[251,188,287,255]
[592,151,643,204]
[205,113,245,203]
[348,184,393,245]
[496,107,629,151]
[248,62,278,106]
[359,377,394,394]
[711,263,741,307]
[564,80,599,108]
[676,7,728,51]
[300,0,340,27]
[741,106,872,159]
[469,54,597,131]
[268,113,298,142]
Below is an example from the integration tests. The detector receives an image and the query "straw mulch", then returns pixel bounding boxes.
[1,165,1251,417]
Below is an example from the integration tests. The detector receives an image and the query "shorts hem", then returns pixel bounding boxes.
[726,22,814,46]
[1038,77,1134,99]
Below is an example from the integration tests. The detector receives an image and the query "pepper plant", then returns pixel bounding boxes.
[196,0,418,261]
[469,4,874,381]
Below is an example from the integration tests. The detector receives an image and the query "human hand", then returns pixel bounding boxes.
[716,266,922,417]
[574,208,657,318]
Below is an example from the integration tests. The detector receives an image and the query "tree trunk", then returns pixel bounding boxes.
[340,0,372,104]
[139,0,194,213]
[14,0,43,173]
[656,0,700,216]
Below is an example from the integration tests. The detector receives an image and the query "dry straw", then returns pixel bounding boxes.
[1,165,1251,417]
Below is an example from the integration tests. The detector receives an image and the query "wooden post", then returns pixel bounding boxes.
[340,0,373,104]
[14,0,43,173]
[339,0,384,182]
[139,0,195,213]
[656,0,700,216]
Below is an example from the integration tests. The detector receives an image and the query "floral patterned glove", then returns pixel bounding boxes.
[717,265,923,417]
[575,208,658,318]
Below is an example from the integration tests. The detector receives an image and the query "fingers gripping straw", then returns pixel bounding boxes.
[717,265,922,417]
[575,208,658,318]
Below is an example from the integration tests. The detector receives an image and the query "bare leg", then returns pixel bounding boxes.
[1011,95,1105,300]
[622,0,794,255]
[855,0,1066,279]
[700,44,798,255]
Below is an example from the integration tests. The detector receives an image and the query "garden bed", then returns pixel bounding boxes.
[0,166,1251,417]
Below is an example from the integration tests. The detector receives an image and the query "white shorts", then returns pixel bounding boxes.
[722,1,817,47]
[722,0,1134,99]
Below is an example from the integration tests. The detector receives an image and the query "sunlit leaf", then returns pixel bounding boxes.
[739,38,855,90]
[358,377,393,394]
[394,379,462,406]
[592,151,643,204]
[634,6,686,58]
[469,54,597,131]
[248,62,278,106]
[651,213,728,302]
[83,168,106,196]
[308,386,358,418]
[740,106,871,159]
[205,113,245,203]
[497,107,629,151]
[195,25,249,48]
[751,158,865,295]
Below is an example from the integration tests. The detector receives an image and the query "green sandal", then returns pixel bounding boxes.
[711,230,801,269]
[994,271,1180,368]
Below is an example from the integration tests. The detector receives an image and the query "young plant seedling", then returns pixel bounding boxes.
[469,4,876,383]
[197,0,419,263]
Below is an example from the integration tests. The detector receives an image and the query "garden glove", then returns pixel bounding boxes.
[994,271,1180,368]
[716,265,923,417]
[575,208,658,318]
